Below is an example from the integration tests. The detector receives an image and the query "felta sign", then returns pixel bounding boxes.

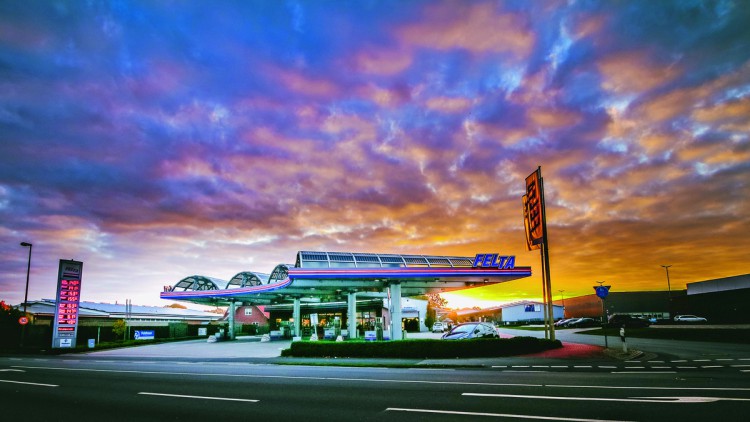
[472,254,516,269]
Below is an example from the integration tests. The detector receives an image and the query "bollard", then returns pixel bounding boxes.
[620,326,627,353]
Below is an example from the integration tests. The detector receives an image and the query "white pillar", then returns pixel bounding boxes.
[293,297,301,337]
[347,291,357,339]
[228,300,236,340]
[389,283,403,340]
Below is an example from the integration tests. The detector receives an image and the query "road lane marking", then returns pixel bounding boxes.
[612,371,676,374]
[138,392,258,402]
[0,379,58,387]
[0,369,25,372]
[463,393,750,404]
[385,407,631,422]
[12,365,750,392]
[11,365,543,388]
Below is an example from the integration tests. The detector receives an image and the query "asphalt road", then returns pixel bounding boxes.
[2,353,749,421]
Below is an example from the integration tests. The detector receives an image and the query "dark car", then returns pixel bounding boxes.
[555,318,578,327]
[607,314,650,328]
[567,317,598,328]
[442,322,499,340]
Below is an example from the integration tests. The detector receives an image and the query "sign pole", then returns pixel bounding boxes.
[538,167,555,341]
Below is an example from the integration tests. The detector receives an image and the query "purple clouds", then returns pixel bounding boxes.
[1,1,748,309]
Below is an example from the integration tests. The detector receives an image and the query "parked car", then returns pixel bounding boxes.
[674,315,708,323]
[431,322,447,333]
[607,314,650,328]
[554,318,577,327]
[567,317,598,328]
[442,322,499,340]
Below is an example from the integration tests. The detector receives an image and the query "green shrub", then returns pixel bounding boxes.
[281,337,562,358]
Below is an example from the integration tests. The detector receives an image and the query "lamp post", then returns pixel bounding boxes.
[558,290,565,318]
[661,264,672,318]
[20,242,32,348]
[661,265,672,297]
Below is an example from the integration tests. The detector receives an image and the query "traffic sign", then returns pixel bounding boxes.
[594,285,611,299]
[18,316,29,325]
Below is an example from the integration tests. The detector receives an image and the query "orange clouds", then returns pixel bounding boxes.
[398,2,534,58]
[598,51,680,94]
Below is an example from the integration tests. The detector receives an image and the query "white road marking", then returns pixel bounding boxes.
[550,384,750,391]
[138,392,258,402]
[0,369,25,372]
[12,365,750,393]
[612,371,676,374]
[11,365,543,388]
[0,379,58,387]
[464,393,750,404]
[386,407,631,422]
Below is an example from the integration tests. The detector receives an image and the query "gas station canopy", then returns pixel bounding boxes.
[161,251,532,307]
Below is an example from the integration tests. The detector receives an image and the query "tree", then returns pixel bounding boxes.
[112,319,127,340]
[427,293,448,308]
[0,300,23,348]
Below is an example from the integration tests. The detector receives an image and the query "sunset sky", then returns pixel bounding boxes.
[2,1,748,310]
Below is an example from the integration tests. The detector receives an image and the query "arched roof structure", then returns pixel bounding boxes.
[226,271,270,288]
[172,276,227,292]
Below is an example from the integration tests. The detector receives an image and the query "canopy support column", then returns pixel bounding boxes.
[228,300,236,340]
[347,291,357,339]
[293,297,301,338]
[389,283,403,341]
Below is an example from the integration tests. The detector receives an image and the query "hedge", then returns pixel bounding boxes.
[281,336,562,358]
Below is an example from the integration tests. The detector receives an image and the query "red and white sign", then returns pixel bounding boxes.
[18,316,29,325]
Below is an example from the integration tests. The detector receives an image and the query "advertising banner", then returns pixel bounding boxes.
[523,169,544,250]
[52,259,83,348]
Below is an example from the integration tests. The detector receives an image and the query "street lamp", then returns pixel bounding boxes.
[20,242,32,348]
[20,242,32,314]
[661,265,672,297]
[558,290,565,317]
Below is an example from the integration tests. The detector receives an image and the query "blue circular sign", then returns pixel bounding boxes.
[594,285,610,299]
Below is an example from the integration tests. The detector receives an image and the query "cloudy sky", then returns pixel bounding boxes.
[1,0,748,310]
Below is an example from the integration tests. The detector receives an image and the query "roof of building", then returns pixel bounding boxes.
[22,299,222,321]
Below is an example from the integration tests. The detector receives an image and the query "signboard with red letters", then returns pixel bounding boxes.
[52,260,83,348]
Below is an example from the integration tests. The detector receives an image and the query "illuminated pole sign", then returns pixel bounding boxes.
[52,259,83,349]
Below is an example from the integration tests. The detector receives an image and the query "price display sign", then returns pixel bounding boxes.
[52,260,83,348]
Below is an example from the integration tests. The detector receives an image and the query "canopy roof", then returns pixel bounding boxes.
[161,251,531,306]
